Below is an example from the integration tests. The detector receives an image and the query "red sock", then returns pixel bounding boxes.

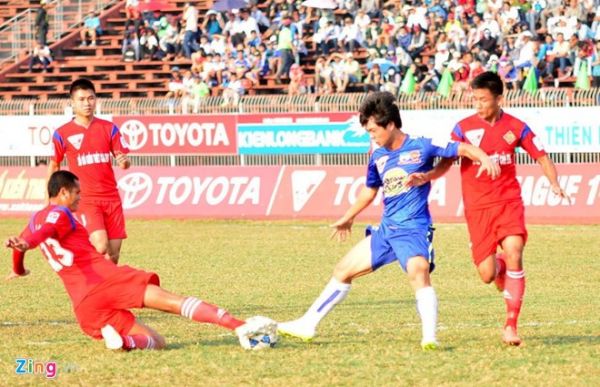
[121,335,156,350]
[180,297,244,330]
[495,253,506,277]
[13,249,26,275]
[504,270,525,329]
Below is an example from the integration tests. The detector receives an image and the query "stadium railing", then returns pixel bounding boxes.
[2,88,598,168]
[1,88,598,116]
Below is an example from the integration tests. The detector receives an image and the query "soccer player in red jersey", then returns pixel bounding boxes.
[5,171,277,351]
[414,72,569,346]
[49,78,130,264]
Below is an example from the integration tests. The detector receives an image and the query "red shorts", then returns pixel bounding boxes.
[74,266,160,339]
[77,198,127,240]
[465,200,528,266]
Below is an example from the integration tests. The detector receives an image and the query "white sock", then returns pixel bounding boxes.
[415,286,438,343]
[301,277,351,328]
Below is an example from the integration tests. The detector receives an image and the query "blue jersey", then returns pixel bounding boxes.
[366,135,459,228]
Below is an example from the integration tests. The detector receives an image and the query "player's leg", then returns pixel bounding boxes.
[101,318,166,351]
[143,284,276,349]
[89,229,111,259]
[103,200,127,264]
[107,238,123,264]
[466,206,506,285]
[392,227,439,349]
[143,284,246,330]
[278,236,374,341]
[406,256,438,349]
[77,200,112,260]
[499,234,525,346]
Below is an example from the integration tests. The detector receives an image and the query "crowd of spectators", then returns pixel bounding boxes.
[119,0,600,104]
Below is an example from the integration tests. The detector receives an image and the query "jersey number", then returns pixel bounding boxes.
[40,238,74,272]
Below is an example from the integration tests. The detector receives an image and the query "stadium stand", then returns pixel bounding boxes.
[0,0,599,102]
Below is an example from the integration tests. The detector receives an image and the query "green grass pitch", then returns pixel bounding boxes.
[1,219,599,385]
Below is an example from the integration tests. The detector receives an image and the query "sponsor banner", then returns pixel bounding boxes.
[115,166,280,217]
[0,168,47,214]
[3,109,599,156]
[0,115,113,157]
[112,115,238,155]
[1,164,598,223]
[237,112,369,155]
[267,166,459,220]
[237,112,356,124]
[269,164,600,223]
[401,108,600,153]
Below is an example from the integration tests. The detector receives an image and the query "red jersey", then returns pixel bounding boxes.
[451,111,546,209]
[52,118,129,200]
[21,204,124,308]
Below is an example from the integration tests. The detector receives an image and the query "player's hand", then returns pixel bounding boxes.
[5,269,30,282]
[551,184,572,205]
[329,217,353,242]
[114,151,131,170]
[476,158,501,180]
[405,173,429,188]
[4,237,29,252]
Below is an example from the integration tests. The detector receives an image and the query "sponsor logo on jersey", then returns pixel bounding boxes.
[503,131,516,145]
[45,211,60,224]
[375,155,389,174]
[67,134,84,150]
[489,152,513,165]
[76,152,111,166]
[398,150,421,165]
[382,167,409,197]
[465,129,484,147]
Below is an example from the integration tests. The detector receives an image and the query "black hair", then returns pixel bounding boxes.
[48,171,79,198]
[471,71,503,96]
[358,91,402,129]
[69,78,96,96]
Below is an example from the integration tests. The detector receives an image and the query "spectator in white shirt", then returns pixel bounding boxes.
[182,2,199,57]
[338,16,362,52]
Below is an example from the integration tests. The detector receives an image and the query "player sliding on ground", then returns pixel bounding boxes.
[278,91,500,350]
[5,170,277,351]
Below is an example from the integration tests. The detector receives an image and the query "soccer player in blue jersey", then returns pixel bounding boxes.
[278,91,500,349]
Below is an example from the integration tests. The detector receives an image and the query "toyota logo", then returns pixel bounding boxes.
[118,173,153,209]
[120,119,148,151]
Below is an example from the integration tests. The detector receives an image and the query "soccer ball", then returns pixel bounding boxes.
[247,332,278,350]
[236,316,279,350]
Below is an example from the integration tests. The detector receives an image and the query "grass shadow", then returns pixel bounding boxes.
[536,335,600,345]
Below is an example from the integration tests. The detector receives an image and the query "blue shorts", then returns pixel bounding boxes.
[366,224,435,273]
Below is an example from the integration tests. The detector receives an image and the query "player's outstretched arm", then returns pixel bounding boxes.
[458,143,500,179]
[405,158,455,187]
[330,186,378,242]
[537,154,571,203]
[5,248,30,281]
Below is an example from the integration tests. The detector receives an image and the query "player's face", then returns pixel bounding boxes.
[365,117,394,148]
[60,182,81,212]
[71,89,96,118]
[472,88,502,122]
